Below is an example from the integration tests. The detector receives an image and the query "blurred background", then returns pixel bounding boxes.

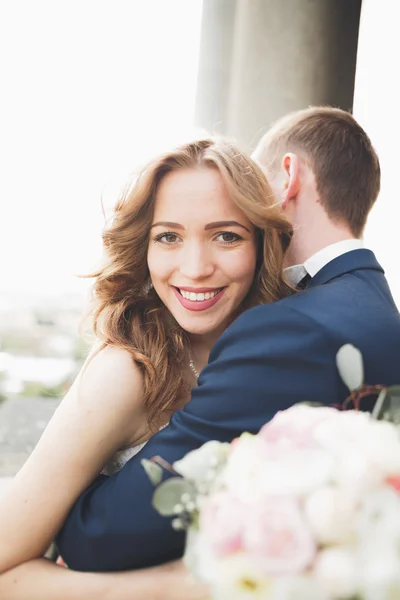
[0,0,398,482]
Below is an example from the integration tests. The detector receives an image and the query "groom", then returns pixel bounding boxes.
[4,107,399,598]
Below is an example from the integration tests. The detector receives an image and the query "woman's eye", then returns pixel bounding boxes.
[154,232,180,244]
[216,232,242,244]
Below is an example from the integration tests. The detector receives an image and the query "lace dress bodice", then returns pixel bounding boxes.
[102,443,147,476]
[102,423,168,476]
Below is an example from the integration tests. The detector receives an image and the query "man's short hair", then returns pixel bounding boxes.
[253,107,381,237]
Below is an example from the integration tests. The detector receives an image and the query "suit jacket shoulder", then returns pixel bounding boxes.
[56,250,400,571]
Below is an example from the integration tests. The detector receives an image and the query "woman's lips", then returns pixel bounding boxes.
[172,287,226,312]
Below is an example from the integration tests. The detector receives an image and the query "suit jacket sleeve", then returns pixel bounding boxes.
[56,303,339,571]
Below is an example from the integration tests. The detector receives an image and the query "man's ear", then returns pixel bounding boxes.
[281,153,300,208]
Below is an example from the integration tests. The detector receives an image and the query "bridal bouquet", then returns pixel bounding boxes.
[143,346,400,600]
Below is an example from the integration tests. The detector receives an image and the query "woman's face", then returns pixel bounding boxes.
[147,167,257,340]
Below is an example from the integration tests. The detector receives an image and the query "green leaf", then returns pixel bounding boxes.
[152,477,196,516]
[336,344,364,391]
[387,385,400,399]
[372,388,387,420]
[372,386,400,424]
[141,459,163,486]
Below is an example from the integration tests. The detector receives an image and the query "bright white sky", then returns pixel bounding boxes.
[1,0,398,308]
[353,0,400,306]
[0,0,203,298]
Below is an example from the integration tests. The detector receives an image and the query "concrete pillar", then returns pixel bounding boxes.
[353,0,400,306]
[195,0,361,150]
[195,0,238,136]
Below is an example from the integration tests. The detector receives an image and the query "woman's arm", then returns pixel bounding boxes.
[0,345,148,574]
[0,559,210,600]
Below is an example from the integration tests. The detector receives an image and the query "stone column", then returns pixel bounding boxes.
[195,0,361,150]
[195,0,238,136]
[353,0,400,305]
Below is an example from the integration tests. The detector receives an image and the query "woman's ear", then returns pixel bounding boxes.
[281,153,300,208]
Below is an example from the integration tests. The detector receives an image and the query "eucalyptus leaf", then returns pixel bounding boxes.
[336,344,364,391]
[141,459,163,486]
[152,477,196,516]
[373,385,400,424]
[372,389,387,420]
[387,385,400,398]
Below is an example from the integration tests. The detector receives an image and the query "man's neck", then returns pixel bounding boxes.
[284,238,364,287]
[285,226,357,268]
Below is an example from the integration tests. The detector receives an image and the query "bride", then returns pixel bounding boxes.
[0,136,293,598]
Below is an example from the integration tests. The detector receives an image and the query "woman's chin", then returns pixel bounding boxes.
[174,316,229,339]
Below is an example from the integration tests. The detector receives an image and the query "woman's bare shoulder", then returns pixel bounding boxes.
[72,344,146,418]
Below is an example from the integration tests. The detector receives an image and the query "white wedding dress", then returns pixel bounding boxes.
[102,423,168,476]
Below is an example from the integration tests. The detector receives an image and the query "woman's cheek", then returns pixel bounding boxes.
[222,247,257,281]
[148,248,174,280]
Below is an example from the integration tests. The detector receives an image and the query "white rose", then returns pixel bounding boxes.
[315,413,400,477]
[333,452,380,494]
[222,434,267,502]
[211,553,271,600]
[356,420,400,476]
[223,436,333,499]
[313,410,371,456]
[173,440,230,487]
[359,542,400,600]
[304,485,357,545]
[257,449,334,496]
[269,575,329,600]
[356,487,400,545]
[184,527,219,584]
[312,547,359,599]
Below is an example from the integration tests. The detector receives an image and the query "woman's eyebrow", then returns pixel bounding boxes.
[204,221,251,232]
[151,221,184,229]
[150,220,251,232]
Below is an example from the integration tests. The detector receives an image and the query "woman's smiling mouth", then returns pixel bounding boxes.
[172,286,226,311]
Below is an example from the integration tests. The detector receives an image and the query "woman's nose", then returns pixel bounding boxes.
[179,242,215,280]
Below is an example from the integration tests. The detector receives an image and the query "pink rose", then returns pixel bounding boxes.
[201,491,316,575]
[200,491,247,557]
[258,405,339,454]
[243,496,316,575]
[387,475,400,493]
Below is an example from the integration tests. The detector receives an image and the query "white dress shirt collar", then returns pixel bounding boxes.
[284,239,364,287]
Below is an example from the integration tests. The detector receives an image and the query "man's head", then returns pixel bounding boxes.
[253,107,380,241]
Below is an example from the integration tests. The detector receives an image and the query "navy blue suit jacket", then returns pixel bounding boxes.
[56,249,400,571]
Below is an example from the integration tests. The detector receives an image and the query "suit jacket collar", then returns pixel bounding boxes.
[307,249,384,288]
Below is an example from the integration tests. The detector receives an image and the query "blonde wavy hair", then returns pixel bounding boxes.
[86,137,293,428]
